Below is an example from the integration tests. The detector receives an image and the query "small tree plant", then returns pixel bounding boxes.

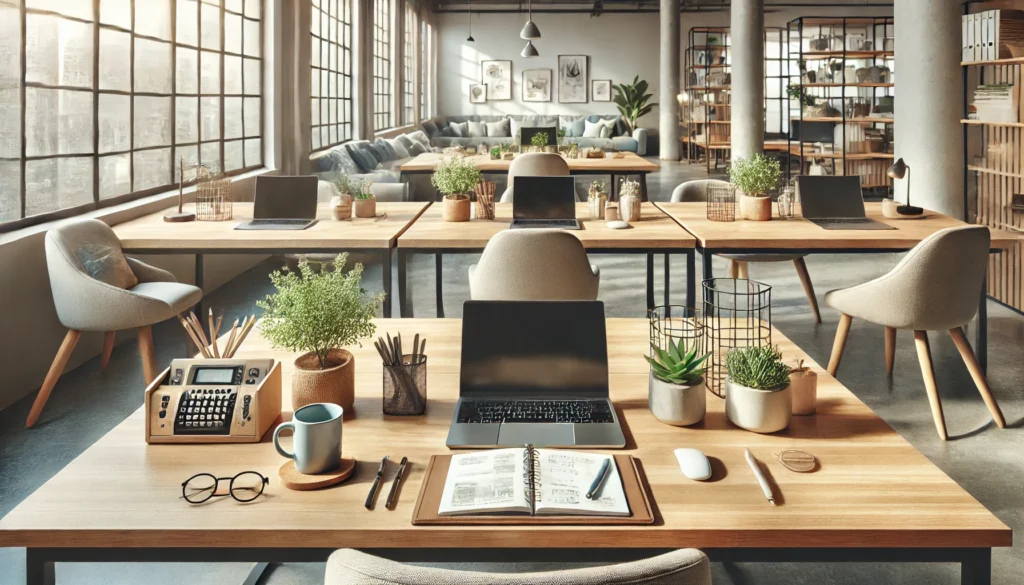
[728,153,781,197]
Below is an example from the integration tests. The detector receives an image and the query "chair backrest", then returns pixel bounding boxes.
[500,153,571,203]
[325,548,711,585]
[671,179,731,203]
[470,230,599,301]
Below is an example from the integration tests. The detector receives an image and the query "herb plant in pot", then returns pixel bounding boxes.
[728,153,780,222]
[725,346,792,433]
[331,175,353,220]
[432,155,481,222]
[257,254,383,415]
[352,180,376,218]
[645,338,710,426]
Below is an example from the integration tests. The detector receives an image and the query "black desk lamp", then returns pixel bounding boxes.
[887,158,923,216]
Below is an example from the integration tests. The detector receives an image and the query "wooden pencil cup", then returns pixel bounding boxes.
[790,362,817,415]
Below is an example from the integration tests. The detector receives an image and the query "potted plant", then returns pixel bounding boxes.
[489,146,501,161]
[728,153,780,222]
[331,174,353,220]
[432,155,481,222]
[587,179,608,219]
[530,131,551,153]
[352,179,376,218]
[613,76,657,134]
[618,179,642,223]
[644,338,710,426]
[257,254,384,414]
[725,346,792,433]
[500,142,516,160]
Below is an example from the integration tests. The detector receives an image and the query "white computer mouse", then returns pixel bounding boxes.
[606,220,631,229]
[674,448,712,481]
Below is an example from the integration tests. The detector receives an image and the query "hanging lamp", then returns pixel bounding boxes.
[521,40,538,58]
[520,0,541,40]
[466,0,474,42]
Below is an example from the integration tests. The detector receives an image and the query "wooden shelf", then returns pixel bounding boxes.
[801,82,893,88]
[790,150,895,160]
[800,51,894,59]
[968,165,1024,179]
[962,57,1024,67]
[961,119,1024,127]
[794,117,894,124]
[686,85,731,91]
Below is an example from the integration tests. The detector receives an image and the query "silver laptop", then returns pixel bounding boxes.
[797,176,894,230]
[510,176,581,230]
[446,301,626,449]
[235,176,319,230]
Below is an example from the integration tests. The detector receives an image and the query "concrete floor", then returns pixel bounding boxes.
[0,159,1021,584]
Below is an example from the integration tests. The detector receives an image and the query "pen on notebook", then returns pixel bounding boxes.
[385,457,409,510]
[585,457,611,500]
[364,456,389,510]
[745,449,775,505]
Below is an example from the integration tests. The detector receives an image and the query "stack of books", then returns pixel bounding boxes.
[972,84,1018,123]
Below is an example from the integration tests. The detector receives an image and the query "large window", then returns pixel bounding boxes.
[372,0,391,130]
[419,21,430,120]
[311,0,353,151]
[0,0,263,230]
[402,4,415,125]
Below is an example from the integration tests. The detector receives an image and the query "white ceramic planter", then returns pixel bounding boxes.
[648,372,706,426]
[725,379,792,433]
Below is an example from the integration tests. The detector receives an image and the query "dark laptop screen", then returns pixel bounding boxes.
[797,176,866,219]
[520,127,558,147]
[253,176,319,219]
[513,176,576,220]
[460,301,609,398]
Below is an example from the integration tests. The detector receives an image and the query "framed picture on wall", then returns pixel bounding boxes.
[522,69,552,102]
[592,79,611,102]
[469,84,487,103]
[481,60,512,101]
[558,55,588,103]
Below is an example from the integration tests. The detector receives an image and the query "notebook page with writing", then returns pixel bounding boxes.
[438,448,532,516]
[534,449,631,516]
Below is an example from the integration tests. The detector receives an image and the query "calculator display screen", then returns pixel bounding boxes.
[192,367,237,385]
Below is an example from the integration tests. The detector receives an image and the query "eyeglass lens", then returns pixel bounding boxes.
[183,473,218,504]
[229,471,267,502]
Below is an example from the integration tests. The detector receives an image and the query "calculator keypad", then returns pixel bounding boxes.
[174,388,237,435]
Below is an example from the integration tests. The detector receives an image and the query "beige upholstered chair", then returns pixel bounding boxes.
[500,152,571,203]
[469,230,599,300]
[672,180,821,322]
[28,219,202,427]
[324,548,712,585]
[824,225,1006,440]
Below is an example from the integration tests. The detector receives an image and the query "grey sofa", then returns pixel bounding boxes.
[425,114,648,156]
[311,137,429,201]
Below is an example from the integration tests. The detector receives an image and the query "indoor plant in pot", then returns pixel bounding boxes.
[644,338,710,426]
[728,153,780,222]
[330,174,354,220]
[352,179,376,218]
[725,345,792,433]
[257,254,383,414]
[432,155,480,222]
[613,75,657,133]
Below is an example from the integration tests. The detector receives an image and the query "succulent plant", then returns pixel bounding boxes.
[726,345,791,391]
[645,339,710,386]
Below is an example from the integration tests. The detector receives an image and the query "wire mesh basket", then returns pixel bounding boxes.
[702,278,772,397]
[649,305,705,363]
[706,181,736,222]
[383,355,427,416]
[195,166,233,221]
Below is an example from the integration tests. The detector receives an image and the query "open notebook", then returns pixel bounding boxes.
[438,446,631,517]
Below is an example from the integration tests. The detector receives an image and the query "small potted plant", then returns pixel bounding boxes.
[530,131,552,153]
[728,153,780,222]
[645,338,710,426]
[257,254,384,415]
[489,146,502,161]
[331,174,353,220]
[618,178,642,223]
[500,143,515,160]
[352,179,376,218]
[725,345,792,433]
[432,155,480,222]
[587,179,608,219]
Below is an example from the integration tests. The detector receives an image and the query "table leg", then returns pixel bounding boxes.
[610,174,618,201]
[381,249,392,318]
[398,249,411,318]
[435,253,445,318]
[663,254,670,308]
[640,174,648,202]
[242,562,271,585]
[961,548,991,585]
[977,279,988,374]
[646,253,654,312]
[701,250,713,311]
[686,250,696,311]
[194,253,204,316]
[26,549,54,585]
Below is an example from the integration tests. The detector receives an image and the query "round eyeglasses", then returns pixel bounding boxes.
[181,471,269,504]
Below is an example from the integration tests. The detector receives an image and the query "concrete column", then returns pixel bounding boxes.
[730,0,764,160]
[895,1,964,218]
[659,0,680,160]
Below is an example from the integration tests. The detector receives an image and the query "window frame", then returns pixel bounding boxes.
[310,0,354,153]
[372,0,391,131]
[402,2,414,126]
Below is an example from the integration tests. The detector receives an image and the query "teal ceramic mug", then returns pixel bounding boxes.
[273,403,343,474]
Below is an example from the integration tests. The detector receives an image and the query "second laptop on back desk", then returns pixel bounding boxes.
[510,176,581,230]
[235,175,320,231]
[797,176,894,231]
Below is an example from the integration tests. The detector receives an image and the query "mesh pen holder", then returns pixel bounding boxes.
[706,181,736,222]
[702,278,772,397]
[195,166,233,221]
[383,355,427,416]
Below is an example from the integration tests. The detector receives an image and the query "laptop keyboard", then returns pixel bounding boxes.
[516,219,579,227]
[457,400,614,424]
[817,218,873,224]
[249,218,311,225]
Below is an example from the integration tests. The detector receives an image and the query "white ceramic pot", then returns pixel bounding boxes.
[725,379,792,433]
[648,373,706,426]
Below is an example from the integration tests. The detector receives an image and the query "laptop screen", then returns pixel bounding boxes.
[513,176,576,220]
[460,301,609,398]
[797,176,866,219]
[253,176,319,219]
[520,127,558,147]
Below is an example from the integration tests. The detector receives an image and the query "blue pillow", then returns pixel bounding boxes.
[346,145,378,173]
[422,120,440,136]
[367,140,393,162]
[560,117,585,138]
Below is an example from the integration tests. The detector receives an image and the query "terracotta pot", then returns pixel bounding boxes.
[725,379,792,433]
[790,368,817,415]
[443,195,471,222]
[292,349,355,413]
[739,194,772,221]
[648,373,706,426]
[331,194,352,220]
[353,197,376,218]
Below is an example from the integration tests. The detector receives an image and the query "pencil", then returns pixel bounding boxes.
[208,309,219,358]
[179,316,211,358]
[223,319,239,359]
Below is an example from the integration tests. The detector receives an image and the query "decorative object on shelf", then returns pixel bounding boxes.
[728,153,780,222]
[725,345,792,433]
[810,35,830,51]
[258,254,383,413]
[702,278,772,396]
[522,69,552,102]
[558,55,588,103]
[706,180,737,222]
[618,179,642,222]
[195,167,233,221]
[777,181,795,220]
[375,332,427,416]
[432,155,483,221]
[789,359,817,415]
[469,83,486,103]
[887,158,923,216]
[647,306,709,426]
[165,156,197,222]
[481,60,512,100]
[604,202,618,221]
[584,147,606,158]
[592,79,612,102]
[587,179,608,219]
[352,180,376,218]
[474,179,496,220]
[331,175,354,220]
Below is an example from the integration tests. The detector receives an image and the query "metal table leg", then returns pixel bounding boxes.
[646,253,654,312]
[435,252,445,318]
[381,249,392,318]
[663,254,670,308]
[640,174,648,202]
[977,279,988,374]
[686,250,696,311]
[961,548,991,585]
[398,249,411,318]
[194,253,204,316]
[25,549,54,585]
[241,562,271,585]
[701,250,713,310]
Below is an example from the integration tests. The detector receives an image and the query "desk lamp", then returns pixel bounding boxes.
[886,158,922,216]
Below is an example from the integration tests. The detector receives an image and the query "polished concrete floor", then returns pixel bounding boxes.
[0,159,1022,584]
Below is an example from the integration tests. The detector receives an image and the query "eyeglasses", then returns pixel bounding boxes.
[181,471,269,504]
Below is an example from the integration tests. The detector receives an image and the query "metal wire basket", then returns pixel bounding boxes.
[195,166,233,221]
[383,355,427,416]
[702,278,772,397]
[706,181,736,222]
[649,305,705,364]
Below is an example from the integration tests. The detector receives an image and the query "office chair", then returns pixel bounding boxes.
[469,230,599,301]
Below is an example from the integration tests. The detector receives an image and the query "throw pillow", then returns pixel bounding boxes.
[77,244,139,290]
[440,127,453,137]
[346,145,378,173]
[406,140,427,156]
[599,120,615,139]
[374,138,398,161]
[582,119,605,138]
[407,130,431,148]
[485,118,510,137]
[366,141,391,163]
[330,149,361,175]
[510,117,522,140]
[422,120,440,136]
[386,138,410,158]
[448,121,469,138]
[396,134,417,152]
[560,117,585,138]
[467,121,487,138]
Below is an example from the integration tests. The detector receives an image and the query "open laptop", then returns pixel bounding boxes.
[510,176,581,230]
[797,176,894,230]
[235,175,319,231]
[446,301,627,449]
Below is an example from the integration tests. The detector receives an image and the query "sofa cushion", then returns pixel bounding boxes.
[408,130,431,148]
[346,145,379,173]
[377,138,400,161]
[560,117,586,138]
[467,120,487,138]
[485,118,509,137]
[367,140,393,163]
[422,119,440,136]
[386,138,409,158]
[449,121,469,137]
[582,119,606,138]
[77,243,139,290]
[398,134,427,156]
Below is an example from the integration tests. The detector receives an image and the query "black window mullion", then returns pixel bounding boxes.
[92,0,100,204]
[219,1,225,172]
[170,0,178,183]
[18,0,27,219]
[129,0,136,190]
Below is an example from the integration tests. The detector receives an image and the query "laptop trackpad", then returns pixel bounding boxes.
[497,423,575,447]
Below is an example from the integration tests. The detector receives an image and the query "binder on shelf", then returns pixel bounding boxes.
[967,13,976,62]
[963,14,972,62]
[976,12,984,61]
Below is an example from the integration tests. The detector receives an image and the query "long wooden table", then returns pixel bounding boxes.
[0,319,1009,585]
[112,202,431,317]
[395,202,697,317]
[655,201,1020,371]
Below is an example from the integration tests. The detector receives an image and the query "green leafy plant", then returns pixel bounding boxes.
[557,127,567,147]
[333,174,352,195]
[707,36,719,45]
[613,75,657,133]
[431,155,482,196]
[489,146,501,158]
[725,346,791,391]
[645,339,710,385]
[530,132,549,148]
[352,178,374,200]
[728,153,781,197]
[588,179,606,197]
[786,85,815,107]
[500,142,514,153]
[257,254,383,370]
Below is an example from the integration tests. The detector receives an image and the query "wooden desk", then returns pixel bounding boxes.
[0,319,1009,585]
[394,203,697,317]
[112,202,431,317]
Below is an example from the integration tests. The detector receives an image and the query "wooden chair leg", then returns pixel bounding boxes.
[913,330,948,440]
[949,327,1007,428]
[827,313,853,376]
[26,330,81,428]
[728,259,739,279]
[138,325,157,385]
[737,261,749,280]
[100,331,116,372]
[884,327,896,374]
[792,258,822,323]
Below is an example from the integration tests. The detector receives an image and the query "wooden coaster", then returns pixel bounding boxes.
[279,457,356,491]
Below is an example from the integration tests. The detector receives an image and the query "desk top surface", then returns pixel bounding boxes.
[655,202,1020,250]
[0,319,1009,550]
[397,203,696,250]
[400,152,661,173]
[113,202,430,251]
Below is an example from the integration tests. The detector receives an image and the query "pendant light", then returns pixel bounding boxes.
[520,0,541,40]
[521,40,539,58]
[466,0,474,42]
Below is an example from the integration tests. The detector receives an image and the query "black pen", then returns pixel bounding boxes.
[586,458,611,500]
[364,456,389,510]
[385,457,409,510]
